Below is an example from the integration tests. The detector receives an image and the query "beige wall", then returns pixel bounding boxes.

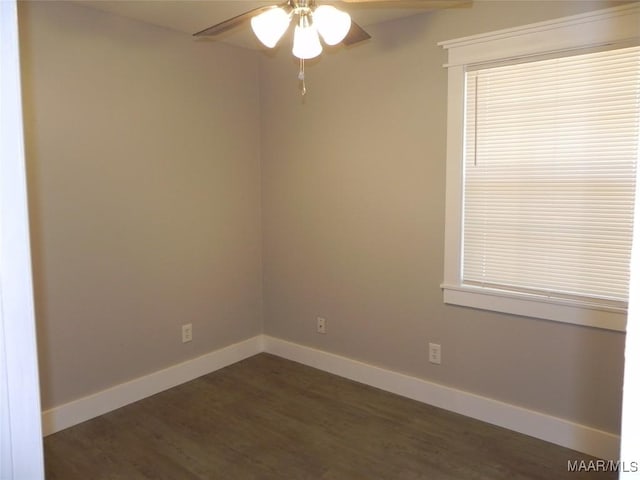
[261,1,627,434]
[19,1,263,409]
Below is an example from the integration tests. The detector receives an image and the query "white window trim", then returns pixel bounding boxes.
[439,4,640,332]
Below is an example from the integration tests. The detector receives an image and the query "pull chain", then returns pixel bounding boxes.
[298,58,306,96]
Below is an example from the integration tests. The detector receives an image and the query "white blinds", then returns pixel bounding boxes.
[463,46,640,305]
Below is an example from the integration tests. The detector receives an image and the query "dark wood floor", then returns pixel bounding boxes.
[44,353,614,479]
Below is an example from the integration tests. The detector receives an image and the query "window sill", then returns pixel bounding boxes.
[441,284,627,332]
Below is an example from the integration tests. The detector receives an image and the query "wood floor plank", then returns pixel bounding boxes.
[44,353,616,479]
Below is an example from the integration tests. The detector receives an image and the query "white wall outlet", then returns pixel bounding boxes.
[429,343,441,365]
[317,317,326,334]
[182,323,193,343]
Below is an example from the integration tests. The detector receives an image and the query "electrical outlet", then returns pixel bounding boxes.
[317,317,326,334]
[182,323,193,343]
[429,343,441,365]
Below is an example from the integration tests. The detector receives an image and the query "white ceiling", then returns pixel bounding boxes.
[74,1,451,50]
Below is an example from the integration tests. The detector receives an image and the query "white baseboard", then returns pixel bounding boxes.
[41,333,620,460]
[262,336,620,460]
[41,335,263,436]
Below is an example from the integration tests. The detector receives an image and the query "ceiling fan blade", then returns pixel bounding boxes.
[340,0,470,6]
[193,4,282,37]
[342,21,371,45]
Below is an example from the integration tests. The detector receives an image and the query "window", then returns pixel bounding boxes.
[464,48,638,308]
[439,4,640,331]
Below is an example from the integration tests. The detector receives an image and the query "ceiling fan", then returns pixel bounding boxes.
[194,0,469,94]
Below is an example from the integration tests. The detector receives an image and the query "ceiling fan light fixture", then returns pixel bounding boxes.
[250,7,291,48]
[313,5,351,46]
[292,14,322,60]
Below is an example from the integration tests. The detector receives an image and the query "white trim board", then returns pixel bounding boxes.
[263,336,620,460]
[42,334,619,460]
[438,3,640,67]
[41,335,264,436]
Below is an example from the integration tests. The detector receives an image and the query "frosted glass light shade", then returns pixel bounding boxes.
[313,5,351,46]
[292,21,322,59]
[251,7,290,48]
